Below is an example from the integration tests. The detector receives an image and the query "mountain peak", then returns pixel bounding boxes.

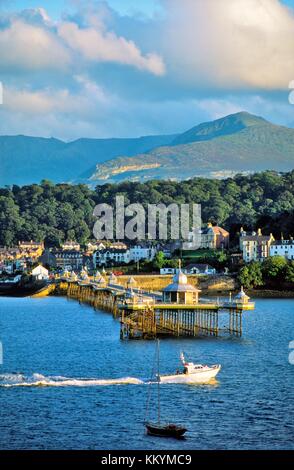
[172,111,268,146]
[224,111,268,124]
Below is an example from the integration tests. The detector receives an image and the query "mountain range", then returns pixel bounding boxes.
[0,112,293,186]
[0,134,176,186]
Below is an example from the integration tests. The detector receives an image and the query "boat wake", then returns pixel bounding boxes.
[0,373,144,388]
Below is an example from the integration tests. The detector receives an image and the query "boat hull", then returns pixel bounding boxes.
[146,423,187,438]
[159,365,221,384]
[0,280,48,297]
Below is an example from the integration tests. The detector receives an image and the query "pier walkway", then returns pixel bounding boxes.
[55,278,254,340]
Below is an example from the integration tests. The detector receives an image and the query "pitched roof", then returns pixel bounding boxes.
[163,269,201,292]
[271,240,294,246]
[241,235,272,242]
[211,226,229,236]
[202,225,229,236]
[185,263,214,270]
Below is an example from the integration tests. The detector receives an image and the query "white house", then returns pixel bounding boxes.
[184,263,216,275]
[270,240,294,260]
[93,248,131,267]
[31,265,49,280]
[160,267,176,275]
[160,264,216,276]
[129,245,157,262]
[239,228,274,262]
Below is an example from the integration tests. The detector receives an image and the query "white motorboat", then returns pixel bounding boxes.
[158,352,221,384]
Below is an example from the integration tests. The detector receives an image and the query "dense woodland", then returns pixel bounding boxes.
[0,170,293,247]
[238,256,294,288]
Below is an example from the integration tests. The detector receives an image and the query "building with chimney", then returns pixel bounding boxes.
[270,239,294,260]
[201,223,230,249]
[185,223,229,250]
[240,228,274,262]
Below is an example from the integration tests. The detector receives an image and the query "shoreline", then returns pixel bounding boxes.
[247,289,294,298]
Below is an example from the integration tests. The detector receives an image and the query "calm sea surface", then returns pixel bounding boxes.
[0,296,293,450]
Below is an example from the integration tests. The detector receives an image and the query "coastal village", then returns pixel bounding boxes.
[0,223,293,300]
[3,222,283,340]
[0,223,293,278]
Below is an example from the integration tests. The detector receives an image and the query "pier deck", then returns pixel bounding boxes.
[55,279,254,340]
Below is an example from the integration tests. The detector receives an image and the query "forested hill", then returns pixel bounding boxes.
[0,171,293,246]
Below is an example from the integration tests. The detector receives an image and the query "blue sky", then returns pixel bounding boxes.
[8,0,294,17]
[0,0,294,140]
[9,0,162,19]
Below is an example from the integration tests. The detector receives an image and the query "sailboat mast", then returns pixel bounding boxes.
[157,339,160,424]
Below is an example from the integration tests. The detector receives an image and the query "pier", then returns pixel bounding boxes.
[119,299,249,340]
[55,271,254,340]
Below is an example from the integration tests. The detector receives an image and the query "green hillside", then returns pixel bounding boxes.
[1,112,294,186]
[171,111,267,145]
[89,112,294,183]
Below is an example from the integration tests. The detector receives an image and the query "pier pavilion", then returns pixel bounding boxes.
[58,272,255,340]
[162,269,200,304]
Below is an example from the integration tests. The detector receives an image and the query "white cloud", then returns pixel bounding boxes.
[0,1,294,140]
[0,77,122,139]
[2,78,293,141]
[58,21,165,76]
[0,6,165,76]
[0,19,71,71]
[2,77,114,116]
[162,0,294,89]
[4,87,72,114]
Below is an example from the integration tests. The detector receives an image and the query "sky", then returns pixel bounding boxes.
[0,0,294,140]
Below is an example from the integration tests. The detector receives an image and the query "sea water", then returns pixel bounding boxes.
[0,296,293,450]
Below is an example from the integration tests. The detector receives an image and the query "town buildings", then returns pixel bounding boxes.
[18,240,44,252]
[31,265,49,280]
[93,248,131,267]
[269,239,294,261]
[1,225,294,277]
[239,228,275,262]
[0,241,45,273]
[61,241,81,251]
[93,243,157,267]
[160,264,216,275]
[53,250,84,271]
[18,241,44,260]
[129,244,157,262]
[185,223,229,250]
[201,223,230,249]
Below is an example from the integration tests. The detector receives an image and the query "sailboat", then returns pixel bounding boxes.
[144,340,187,438]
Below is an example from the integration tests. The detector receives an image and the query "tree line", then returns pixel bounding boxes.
[0,170,293,247]
[238,256,294,289]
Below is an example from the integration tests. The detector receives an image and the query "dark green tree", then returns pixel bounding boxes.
[238,262,264,289]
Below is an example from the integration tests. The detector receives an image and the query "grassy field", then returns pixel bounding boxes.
[182,249,219,259]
